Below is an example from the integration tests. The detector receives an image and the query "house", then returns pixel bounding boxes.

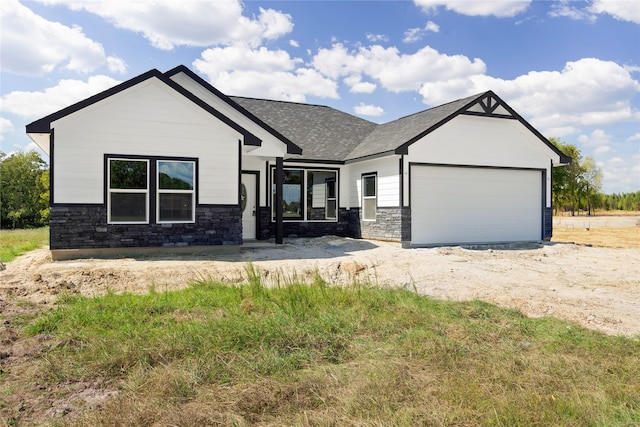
[26,65,570,256]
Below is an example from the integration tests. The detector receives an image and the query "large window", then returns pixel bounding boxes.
[273,168,338,221]
[362,173,377,221]
[157,160,195,223]
[108,159,148,223]
[107,157,196,224]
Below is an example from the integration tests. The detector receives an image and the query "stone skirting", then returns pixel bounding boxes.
[258,207,351,239]
[349,206,410,242]
[544,206,553,240]
[49,204,242,250]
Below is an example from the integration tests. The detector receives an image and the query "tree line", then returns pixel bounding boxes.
[1,147,638,229]
[550,138,639,215]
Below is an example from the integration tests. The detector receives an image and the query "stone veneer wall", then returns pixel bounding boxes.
[49,204,242,250]
[349,206,410,242]
[258,207,351,239]
[544,207,553,240]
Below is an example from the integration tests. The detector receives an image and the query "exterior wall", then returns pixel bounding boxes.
[347,156,401,208]
[51,78,242,205]
[258,207,351,239]
[349,207,410,242]
[169,72,289,158]
[405,114,554,208]
[50,204,241,250]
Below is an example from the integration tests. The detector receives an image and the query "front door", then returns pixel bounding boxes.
[241,173,257,240]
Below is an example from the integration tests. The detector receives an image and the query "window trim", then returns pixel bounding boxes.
[107,158,149,224]
[105,155,198,225]
[156,160,196,224]
[362,173,377,222]
[325,177,337,220]
[270,166,339,223]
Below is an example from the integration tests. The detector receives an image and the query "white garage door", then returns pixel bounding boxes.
[411,166,542,245]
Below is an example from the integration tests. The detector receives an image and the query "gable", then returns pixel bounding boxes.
[26,69,262,154]
[407,113,560,169]
[49,78,247,205]
[165,66,302,156]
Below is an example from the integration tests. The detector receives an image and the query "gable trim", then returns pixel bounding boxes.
[165,65,302,155]
[26,68,263,148]
[394,91,571,165]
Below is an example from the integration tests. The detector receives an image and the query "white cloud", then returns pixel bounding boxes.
[549,0,640,24]
[599,155,640,193]
[193,44,337,101]
[106,56,127,74]
[578,129,613,147]
[414,0,531,17]
[38,0,294,50]
[403,21,439,43]
[289,39,300,48]
[543,126,581,138]
[312,43,486,93]
[0,117,15,142]
[627,133,640,142]
[1,76,121,119]
[589,0,640,24]
[549,1,597,22]
[366,33,389,43]
[194,44,302,77]
[343,75,377,94]
[0,0,113,76]
[416,58,640,136]
[354,103,385,117]
[594,145,613,155]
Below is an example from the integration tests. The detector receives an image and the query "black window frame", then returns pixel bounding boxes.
[270,166,339,222]
[105,154,198,225]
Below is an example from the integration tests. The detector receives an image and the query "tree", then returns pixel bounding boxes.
[550,138,583,215]
[0,150,49,228]
[580,156,603,215]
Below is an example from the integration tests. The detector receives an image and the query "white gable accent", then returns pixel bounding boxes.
[408,114,559,168]
[169,72,288,158]
[51,78,243,205]
[406,114,558,207]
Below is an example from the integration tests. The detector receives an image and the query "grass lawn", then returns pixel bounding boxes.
[0,227,49,263]
[4,271,638,426]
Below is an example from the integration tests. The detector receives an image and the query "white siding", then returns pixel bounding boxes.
[347,156,401,208]
[406,115,554,207]
[52,78,242,205]
[170,72,288,158]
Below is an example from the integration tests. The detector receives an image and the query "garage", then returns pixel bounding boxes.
[410,165,543,246]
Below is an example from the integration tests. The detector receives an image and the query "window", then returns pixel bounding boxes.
[108,159,149,223]
[362,174,376,221]
[157,160,195,223]
[273,168,338,221]
[107,156,197,224]
[325,178,337,220]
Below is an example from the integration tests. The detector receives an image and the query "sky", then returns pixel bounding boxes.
[1,0,639,194]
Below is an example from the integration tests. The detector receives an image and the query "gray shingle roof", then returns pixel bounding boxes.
[346,93,481,160]
[231,91,529,162]
[231,97,377,161]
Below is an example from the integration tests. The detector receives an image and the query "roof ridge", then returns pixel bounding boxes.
[229,95,336,110]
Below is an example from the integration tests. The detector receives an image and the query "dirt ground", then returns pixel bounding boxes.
[2,215,639,338]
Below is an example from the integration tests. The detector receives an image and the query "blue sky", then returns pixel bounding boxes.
[1,0,639,193]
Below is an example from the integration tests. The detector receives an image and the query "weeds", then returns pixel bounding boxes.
[0,226,48,262]
[8,267,640,426]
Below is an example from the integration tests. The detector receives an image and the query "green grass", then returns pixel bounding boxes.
[6,271,636,426]
[0,227,49,262]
